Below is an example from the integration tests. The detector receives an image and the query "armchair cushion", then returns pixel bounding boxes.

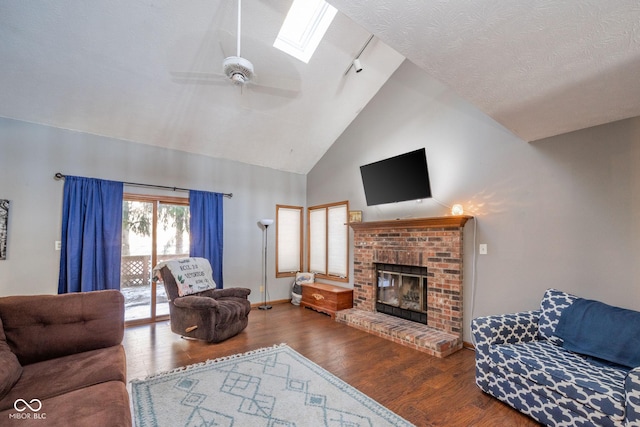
[200,288,251,299]
[173,295,219,310]
[214,297,252,326]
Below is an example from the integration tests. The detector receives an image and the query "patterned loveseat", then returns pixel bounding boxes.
[472,289,640,426]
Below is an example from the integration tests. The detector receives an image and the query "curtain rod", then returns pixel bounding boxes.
[54,173,233,198]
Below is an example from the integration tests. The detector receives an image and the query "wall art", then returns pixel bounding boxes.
[0,199,9,260]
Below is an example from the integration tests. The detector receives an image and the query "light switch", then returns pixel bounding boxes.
[479,244,488,255]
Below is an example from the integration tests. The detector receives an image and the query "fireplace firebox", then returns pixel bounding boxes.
[376,263,428,324]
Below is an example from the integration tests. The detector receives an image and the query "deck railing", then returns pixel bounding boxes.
[120,254,189,287]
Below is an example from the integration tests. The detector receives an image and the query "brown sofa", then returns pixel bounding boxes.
[0,290,131,426]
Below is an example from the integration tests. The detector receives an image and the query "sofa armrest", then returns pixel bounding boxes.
[472,309,541,349]
[173,295,219,310]
[625,367,640,424]
[0,290,124,365]
[472,310,541,392]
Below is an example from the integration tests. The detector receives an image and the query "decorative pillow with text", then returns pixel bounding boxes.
[161,258,217,297]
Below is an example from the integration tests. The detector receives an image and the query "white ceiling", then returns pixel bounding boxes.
[328,0,640,142]
[2,1,639,174]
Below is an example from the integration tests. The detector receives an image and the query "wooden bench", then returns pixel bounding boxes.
[300,282,353,318]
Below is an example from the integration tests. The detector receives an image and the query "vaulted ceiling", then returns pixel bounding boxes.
[2,1,639,174]
[329,0,640,142]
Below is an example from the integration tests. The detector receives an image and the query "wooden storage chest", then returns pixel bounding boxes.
[301,282,353,318]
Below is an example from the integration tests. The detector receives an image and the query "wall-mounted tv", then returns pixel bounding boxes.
[360,148,432,206]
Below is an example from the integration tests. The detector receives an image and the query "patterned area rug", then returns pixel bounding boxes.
[131,344,414,427]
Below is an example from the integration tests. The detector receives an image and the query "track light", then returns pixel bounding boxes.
[343,35,374,76]
[353,58,363,73]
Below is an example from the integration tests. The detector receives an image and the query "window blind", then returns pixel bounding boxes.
[309,208,326,274]
[327,204,347,277]
[276,206,302,274]
[307,200,349,281]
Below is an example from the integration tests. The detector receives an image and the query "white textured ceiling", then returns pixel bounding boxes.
[2,1,639,175]
[328,0,640,142]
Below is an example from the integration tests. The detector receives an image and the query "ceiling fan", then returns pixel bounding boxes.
[171,0,299,96]
[222,0,254,86]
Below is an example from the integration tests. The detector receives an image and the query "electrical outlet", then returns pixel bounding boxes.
[479,244,488,255]
[55,241,62,251]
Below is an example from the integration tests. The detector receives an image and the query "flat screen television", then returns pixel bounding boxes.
[359,148,432,206]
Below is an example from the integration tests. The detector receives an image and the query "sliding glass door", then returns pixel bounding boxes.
[121,194,190,324]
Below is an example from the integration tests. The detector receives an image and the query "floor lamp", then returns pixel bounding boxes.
[259,218,274,310]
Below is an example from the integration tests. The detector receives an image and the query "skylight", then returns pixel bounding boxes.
[273,0,337,64]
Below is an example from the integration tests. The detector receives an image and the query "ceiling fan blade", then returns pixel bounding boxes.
[170,71,227,85]
[247,83,299,99]
[252,73,300,94]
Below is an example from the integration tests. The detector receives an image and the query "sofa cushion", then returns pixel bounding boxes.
[556,297,640,369]
[538,289,577,344]
[489,340,628,420]
[0,381,131,427]
[0,318,22,400]
[0,290,124,365]
[0,345,126,412]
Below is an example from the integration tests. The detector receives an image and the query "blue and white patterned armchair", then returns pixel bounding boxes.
[472,289,640,426]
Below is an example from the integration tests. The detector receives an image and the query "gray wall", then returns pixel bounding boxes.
[0,117,306,304]
[2,60,639,343]
[308,60,640,342]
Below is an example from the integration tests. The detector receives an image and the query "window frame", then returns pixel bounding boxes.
[307,200,349,283]
[275,204,304,278]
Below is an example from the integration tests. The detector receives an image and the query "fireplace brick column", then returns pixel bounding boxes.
[349,216,471,337]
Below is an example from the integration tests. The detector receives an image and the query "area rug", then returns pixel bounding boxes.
[131,343,414,427]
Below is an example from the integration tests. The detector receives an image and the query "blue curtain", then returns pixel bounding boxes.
[58,176,123,293]
[189,190,224,288]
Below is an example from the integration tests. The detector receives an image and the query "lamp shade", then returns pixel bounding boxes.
[259,218,274,227]
[451,204,464,215]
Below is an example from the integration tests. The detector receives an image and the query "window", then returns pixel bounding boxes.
[307,201,349,282]
[273,0,337,63]
[276,205,303,277]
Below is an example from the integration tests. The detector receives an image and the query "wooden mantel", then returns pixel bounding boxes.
[348,215,473,230]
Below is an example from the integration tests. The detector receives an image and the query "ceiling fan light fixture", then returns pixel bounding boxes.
[230,73,246,85]
[223,56,254,85]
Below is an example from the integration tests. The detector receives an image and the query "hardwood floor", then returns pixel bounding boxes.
[124,303,541,427]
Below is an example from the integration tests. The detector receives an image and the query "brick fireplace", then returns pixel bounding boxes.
[336,216,471,358]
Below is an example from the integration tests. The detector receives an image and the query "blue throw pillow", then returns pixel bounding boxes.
[555,297,640,369]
